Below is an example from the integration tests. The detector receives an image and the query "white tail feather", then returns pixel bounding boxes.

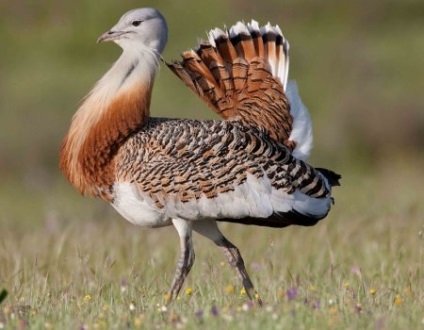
[286,81,313,160]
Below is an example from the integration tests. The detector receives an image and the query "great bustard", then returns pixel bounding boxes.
[60,8,340,305]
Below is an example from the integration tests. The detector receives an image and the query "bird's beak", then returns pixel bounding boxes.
[97,30,126,43]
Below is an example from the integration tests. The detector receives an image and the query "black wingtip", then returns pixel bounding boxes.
[316,168,342,187]
[217,209,326,228]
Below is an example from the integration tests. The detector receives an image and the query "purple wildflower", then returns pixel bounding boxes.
[120,278,128,293]
[312,300,321,310]
[242,300,254,312]
[355,303,363,313]
[195,310,204,318]
[287,287,298,300]
[211,305,219,316]
[351,266,362,277]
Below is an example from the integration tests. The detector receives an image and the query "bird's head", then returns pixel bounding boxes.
[97,8,168,54]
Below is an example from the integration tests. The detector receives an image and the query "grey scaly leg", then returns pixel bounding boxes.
[193,219,262,306]
[167,218,195,302]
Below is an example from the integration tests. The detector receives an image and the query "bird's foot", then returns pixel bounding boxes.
[246,287,263,307]
[254,292,263,307]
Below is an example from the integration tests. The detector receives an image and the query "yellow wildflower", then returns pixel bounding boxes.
[328,306,338,314]
[369,288,376,295]
[277,289,285,299]
[134,315,144,327]
[185,288,193,296]
[394,295,404,306]
[84,295,91,302]
[403,288,412,297]
[225,285,235,295]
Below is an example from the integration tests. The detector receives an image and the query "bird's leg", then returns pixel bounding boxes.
[218,236,262,306]
[166,218,195,303]
[192,220,262,306]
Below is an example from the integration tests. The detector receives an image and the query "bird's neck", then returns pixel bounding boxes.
[60,47,159,200]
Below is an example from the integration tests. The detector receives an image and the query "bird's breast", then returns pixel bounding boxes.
[112,182,172,228]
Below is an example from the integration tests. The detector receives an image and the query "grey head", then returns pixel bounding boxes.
[97,8,168,54]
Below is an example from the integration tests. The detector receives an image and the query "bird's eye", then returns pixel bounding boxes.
[132,20,142,27]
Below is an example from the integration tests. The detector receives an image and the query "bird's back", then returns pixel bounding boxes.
[112,118,336,227]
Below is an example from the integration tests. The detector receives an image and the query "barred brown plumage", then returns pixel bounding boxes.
[116,118,328,208]
[60,8,340,306]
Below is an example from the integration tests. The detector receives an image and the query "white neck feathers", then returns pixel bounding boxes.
[60,47,160,199]
[85,46,159,120]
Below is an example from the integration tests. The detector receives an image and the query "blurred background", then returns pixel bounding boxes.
[0,0,423,227]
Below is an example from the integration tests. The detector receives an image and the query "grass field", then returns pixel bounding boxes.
[1,1,423,329]
[1,157,423,329]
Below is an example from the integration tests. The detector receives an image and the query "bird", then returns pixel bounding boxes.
[60,7,341,305]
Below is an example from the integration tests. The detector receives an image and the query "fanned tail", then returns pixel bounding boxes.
[167,20,298,149]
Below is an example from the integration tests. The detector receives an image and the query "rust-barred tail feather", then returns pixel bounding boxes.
[167,20,296,148]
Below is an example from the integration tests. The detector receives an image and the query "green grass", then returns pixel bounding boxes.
[1,0,423,328]
[1,158,423,329]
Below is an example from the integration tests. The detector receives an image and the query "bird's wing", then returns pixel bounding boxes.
[115,119,332,226]
[167,21,298,150]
